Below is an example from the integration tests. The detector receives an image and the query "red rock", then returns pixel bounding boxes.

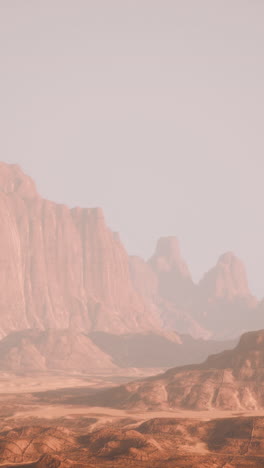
[198,252,255,302]
[192,252,258,338]
[0,162,260,342]
[0,163,161,337]
[129,255,210,339]
[148,237,195,307]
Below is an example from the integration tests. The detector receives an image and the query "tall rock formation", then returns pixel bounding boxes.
[132,238,259,339]
[148,237,195,307]
[198,252,255,302]
[0,162,161,337]
[129,254,209,338]
[194,252,258,337]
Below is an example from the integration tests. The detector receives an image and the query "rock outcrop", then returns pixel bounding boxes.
[3,417,264,467]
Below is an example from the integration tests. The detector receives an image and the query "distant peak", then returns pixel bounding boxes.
[199,251,253,300]
[0,161,38,199]
[217,251,239,265]
[155,236,181,259]
[149,236,191,280]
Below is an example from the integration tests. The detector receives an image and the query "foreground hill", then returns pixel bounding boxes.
[2,417,264,467]
[86,329,264,411]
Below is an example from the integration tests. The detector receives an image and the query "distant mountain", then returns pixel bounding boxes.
[193,252,258,336]
[131,237,260,339]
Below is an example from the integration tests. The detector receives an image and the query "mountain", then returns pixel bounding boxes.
[131,237,259,339]
[129,254,209,338]
[148,236,195,307]
[199,252,253,301]
[85,329,264,411]
[194,252,258,337]
[0,162,161,337]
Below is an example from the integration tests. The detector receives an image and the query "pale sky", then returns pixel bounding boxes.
[0,1,264,296]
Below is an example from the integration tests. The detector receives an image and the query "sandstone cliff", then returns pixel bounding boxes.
[0,162,161,337]
[0,162,260,343]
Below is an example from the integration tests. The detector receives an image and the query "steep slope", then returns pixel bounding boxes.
[0,162,161,337]
[86,329,264,411]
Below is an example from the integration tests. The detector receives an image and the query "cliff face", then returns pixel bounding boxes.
[0,162,260,342]
[0,163,161,337]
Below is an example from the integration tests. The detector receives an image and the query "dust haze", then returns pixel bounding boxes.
[0,2,264,467]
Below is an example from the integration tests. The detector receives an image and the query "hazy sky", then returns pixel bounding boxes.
[0,1,264,296]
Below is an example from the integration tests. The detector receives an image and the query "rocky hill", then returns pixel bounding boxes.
[86,329,264,411]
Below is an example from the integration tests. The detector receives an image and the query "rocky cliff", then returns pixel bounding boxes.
[0,162,161,337]
[0,162,260,343]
